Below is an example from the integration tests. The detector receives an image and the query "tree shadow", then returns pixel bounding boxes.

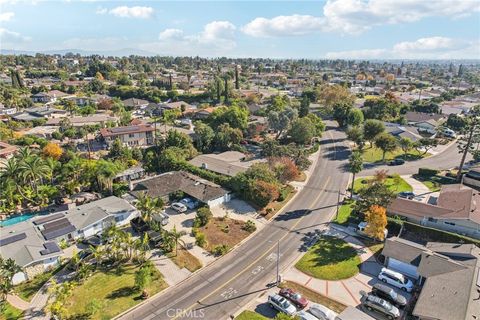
[274,209,311,222]
[106,286,136,299]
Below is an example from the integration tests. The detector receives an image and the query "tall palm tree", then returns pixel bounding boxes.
[135,233,150,263]
[19,156,51,195]
[136,192,164,223]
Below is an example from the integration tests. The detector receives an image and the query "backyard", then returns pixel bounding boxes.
[63,264,167,320]
[295,236,361,280]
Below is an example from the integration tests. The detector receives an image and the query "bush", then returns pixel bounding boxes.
[242,220,257,233]
[195,232,207,248]
[194,207,213,227]
[277,186,291,202]
[418,168,439,177]
[212,244,230,256]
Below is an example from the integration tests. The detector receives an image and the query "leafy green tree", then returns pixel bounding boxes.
[194,207,213,227]
[299,96,310,117]
[398,137,413,158]
[347,108,364,127]
[268,107,298,139]
[363,119,385,148]
[193,122,215,153]
[332,102,352,127]
[136,192,164,222]
[346,126,364,148]
[375,133,397,161]
[134,264,152,292]
[214,123,243,151]
[354,180,395,215]
[416,138,438,156]
[348,151,363,199]
[288,117,316,145]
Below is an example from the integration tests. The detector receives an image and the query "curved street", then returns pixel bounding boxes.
[117,122,351,320]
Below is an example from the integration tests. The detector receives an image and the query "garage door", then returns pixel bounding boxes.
[387,258,419,279]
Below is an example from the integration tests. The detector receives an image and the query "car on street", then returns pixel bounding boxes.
[378,268,414,293]
[279,287,308,309]
[180,197,199,210]
[268,294,297,316]
[388,159,405,166]
[371,283,408,308]
[397,191,415,200]
[171,202,188,213]
[307,303,338,320]
[361,291,400,320]
[296,310,319,320]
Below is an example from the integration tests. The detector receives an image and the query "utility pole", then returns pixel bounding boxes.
[276,240,280,286]
[335,189,341,220]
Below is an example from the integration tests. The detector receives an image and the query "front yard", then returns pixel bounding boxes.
[353,176,412,193]
[168,247,202,272]
[63,264,167,320]
[198,217,252,254]
[361,147,428,163]
[14,263,64,302]
[295,236,361,280]
[235,310,268,320]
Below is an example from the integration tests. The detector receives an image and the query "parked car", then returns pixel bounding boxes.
[357,221,388,240]
[171,202,188,213]
[388,159,405,166]
[442,128,456,138]
[397,191,415,200]
[296,310,318,320]
[378,268,414,292]
[268,294,297,316]
[81,235,103,247]
[371,283,407,308]
[154,211,170,226]
[130,216,149,233]
[180,197,199,210]
[279,287,308,309]
[361,291,400,320]
[307,303,338,320]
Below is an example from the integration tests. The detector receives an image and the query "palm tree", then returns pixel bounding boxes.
[135,233,150,263]
[136,192,164,223]
[19,156,51,195]
[348,151,363,199]
[90,245,104,268]
[0,257,22,301]
[170,225,187,256]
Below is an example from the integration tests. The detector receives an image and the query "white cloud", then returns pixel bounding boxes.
[158,28,184,41]
[0,12,14,22]
[144,21,237,56]
[97,6,154,19]
[325,36,479,59]
[0,28,30,43]
[242,15,325,37]
[242,0,480,37]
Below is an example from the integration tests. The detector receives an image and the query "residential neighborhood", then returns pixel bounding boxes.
[0,1,480,320]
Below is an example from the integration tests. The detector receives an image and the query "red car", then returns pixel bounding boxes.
[279,288,308,309]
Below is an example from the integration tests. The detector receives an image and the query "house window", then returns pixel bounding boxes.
[129,134,135,138]
[427,217,438,223]
[444,221,456,226]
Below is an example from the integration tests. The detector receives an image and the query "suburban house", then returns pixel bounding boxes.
[381,237,480,320]
[405,111,446,134]
[122,98,150,109]
[11,106,67,122]
[0,141,18,158]
[189,151,264,177]
[0,103,17,116]
[384,122,425,141]
[100,124,155,147]
[194,107,215,120]
[114,165,146,183]
[23,125,58,139]
[0,196,138,283]
[31,90,71,103]
[388,184,480,239]
[46,114,117,127]
[129,171,231,207]
[160,101,194,112]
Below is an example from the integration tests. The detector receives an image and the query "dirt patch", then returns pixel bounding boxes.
[199,217,251,252]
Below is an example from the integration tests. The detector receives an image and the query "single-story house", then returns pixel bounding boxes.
[189,151,264,177]
[381,237,480,320]
[160,101,194,112]
[388,184,480,239]
[122,98,150,109]
[194,107,215,120]
[100,124,155,147]
[384,122,425,141]
[11,106,67,122]
[114,166,146,183]
[0,196,138,283]
[0,103,17,116]
[129,171,231,207]
[405,112,446,134]
[23,125,58,139]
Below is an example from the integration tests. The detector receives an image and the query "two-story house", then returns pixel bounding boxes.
[100,124,155,147]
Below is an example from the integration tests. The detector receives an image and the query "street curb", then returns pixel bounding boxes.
[113,148,323,320]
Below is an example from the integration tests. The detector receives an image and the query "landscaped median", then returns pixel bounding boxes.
[295,236,361,280]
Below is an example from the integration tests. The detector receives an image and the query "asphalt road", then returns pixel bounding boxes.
[117,123,352,320]
[359,140,469,177]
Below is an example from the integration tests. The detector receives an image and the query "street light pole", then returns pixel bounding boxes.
[276,240,280,286]
[335,189,341,220]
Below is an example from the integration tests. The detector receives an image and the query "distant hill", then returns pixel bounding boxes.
[0,48,158,57]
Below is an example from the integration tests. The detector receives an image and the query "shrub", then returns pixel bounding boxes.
[212,244,230,256]
[277,186,291,202]
[195,232,207,248]
[194,207,213,227]
[251,180,280,208]
[242,220,257,233]
[418,168,439,177]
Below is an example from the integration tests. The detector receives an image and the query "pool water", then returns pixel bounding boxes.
[0,211,48,227]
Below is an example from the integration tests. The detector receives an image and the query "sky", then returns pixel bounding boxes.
[0,0,479,59]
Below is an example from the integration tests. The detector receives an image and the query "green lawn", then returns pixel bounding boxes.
[361,147,427,163]
[14,263,64,302]
[295,236,361,280]
[353,176,412,193]
[0,302,23,320]
[64,264,168,320]
[421,180,441,192]
[334,202,355,225]
[235,310,268,320]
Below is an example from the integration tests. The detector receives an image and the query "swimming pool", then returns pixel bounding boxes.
[0,211,48,227]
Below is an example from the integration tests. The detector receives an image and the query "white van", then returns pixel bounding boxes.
[378,268,414,293]
[442,128,456,138]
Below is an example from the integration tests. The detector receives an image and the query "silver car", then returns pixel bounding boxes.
[268,294,297,316]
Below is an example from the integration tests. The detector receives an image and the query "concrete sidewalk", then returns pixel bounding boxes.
[149,250,191,286]
[401,175,433,202]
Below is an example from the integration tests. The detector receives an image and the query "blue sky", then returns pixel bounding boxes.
[0,0,479,58]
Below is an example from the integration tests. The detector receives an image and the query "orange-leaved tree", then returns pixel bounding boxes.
[365,205,387,241]
[42,142,63,160]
